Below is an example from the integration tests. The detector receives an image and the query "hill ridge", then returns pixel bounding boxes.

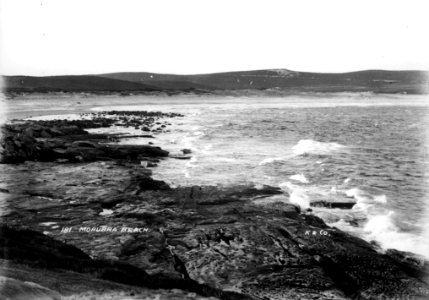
[3,69,428,94]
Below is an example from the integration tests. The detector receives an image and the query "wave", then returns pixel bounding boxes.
[326,207,429,258]
[279,181,310,209]
[259,157,286,165]
[326,187,428,258]
[344,188,387,209]
[289,174,309,183]
[292,139,345,156]
[363,211,429,258]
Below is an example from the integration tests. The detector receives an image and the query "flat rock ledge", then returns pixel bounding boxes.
[0,111,180,163]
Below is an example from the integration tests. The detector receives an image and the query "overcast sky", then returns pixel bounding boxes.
[1,0,428,76]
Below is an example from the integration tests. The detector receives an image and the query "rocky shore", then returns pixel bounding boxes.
[1,112,429,300]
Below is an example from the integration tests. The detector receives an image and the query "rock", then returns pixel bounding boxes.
[55,159,69,163]
[0,259,223,300]
[170,155,192,160]
[310,200,356,209]
[182,149,192,154]
[99,195,130,209]
[385,249,429,284]
[71,141,98,148]
[0,112,180,164]
[118,134,154,139]
[0,276,61,300]
[0,225,91,263]
[133,176,170,192]
[0,226,251,300]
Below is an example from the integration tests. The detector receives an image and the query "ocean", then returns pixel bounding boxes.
[14,92,429,257]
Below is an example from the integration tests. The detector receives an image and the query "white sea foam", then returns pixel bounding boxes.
[289,174,309,183]
[201,144,213,155]
[345,188,370,202]
[26,113,91,121]
[292,139,345,156]
[345,188,387,205]
[326,209,429,258]
[363,211,429,258]
[99,209,114,216]
[373,194,387,203]
[279,181,310,209]
[186,156,198,167]
[330,187,429,257]
[259,156,286,165]
[345,188,388,211]
[328,219,363,236]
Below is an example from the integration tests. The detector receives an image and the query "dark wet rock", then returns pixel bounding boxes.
[224,185,283,199]
[0,111,182,164]
[105,144,168,159]
[125,174,171,193]
[0,226,251,300]
[0,123,169,163]
[118,134,155,139]
[2,160,429,299]
[170,155,192,160]
[0,259,222,300]
[311,200,356,209]
[385,249,429,284]
[71,140,98,148]
[0,225,91,263]
[99,195,131,209]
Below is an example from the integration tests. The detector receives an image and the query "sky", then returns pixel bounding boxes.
[0,0,429,76]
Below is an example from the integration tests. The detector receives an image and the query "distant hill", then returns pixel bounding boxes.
[2,75,158,93]
[3,69,429,94]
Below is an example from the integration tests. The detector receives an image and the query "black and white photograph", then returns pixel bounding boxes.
[1,1,429,299]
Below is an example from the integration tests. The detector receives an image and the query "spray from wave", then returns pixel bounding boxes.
[326,187,429,258]
[289,174,309,183]
[362,211,429,257]
[279,181,310,209]
[292,139,345,156]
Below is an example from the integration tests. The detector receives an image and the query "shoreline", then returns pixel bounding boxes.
[1,110,429,299]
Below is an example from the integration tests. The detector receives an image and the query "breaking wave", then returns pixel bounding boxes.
[279,181,310,209]
[292,139,345,156]
[289,174,309,183]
